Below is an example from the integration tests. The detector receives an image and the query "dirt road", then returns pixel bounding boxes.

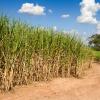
[0,63,100,100]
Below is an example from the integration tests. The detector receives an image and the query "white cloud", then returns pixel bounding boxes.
[77,0,100,24]
[48,9,53,13]
[97,22,100,34]
[18,3,46,15]
[61,14,70,18]
[53,26,57,31]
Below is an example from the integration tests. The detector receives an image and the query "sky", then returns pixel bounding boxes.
[0,0,100,39]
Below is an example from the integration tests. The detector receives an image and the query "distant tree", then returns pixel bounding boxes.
[89,34,100,51]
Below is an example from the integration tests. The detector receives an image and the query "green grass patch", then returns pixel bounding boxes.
[93,50,100,61]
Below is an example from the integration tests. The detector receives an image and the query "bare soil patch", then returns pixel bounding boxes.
[0,63,100,100]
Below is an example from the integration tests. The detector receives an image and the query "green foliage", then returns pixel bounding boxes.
[89,34,100,51]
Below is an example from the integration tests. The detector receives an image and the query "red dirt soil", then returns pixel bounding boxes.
[0,63,100,100]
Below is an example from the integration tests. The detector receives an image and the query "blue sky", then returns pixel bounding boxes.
[0,0,100,39]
